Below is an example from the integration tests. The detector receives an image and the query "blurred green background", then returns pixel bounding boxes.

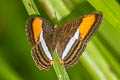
[0,0,120,80]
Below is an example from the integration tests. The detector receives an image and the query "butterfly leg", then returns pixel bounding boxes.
[58,58,64,67]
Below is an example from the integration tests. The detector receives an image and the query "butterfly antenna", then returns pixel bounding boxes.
[54,11,58,25]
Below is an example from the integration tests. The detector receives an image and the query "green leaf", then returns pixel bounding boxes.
[53,51,70,80]
[87,0,120,32]
[22,0,40,15]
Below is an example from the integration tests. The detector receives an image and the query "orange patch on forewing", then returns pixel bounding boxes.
[79,14,96,39]
[32,17,43,42]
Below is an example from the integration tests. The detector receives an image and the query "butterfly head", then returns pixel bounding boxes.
[54,24,59,28]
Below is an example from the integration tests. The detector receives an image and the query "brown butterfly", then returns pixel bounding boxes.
[26,13,103,70]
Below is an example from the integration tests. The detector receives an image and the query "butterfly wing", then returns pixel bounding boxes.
[26,17,53,46]
[26,17,54,70]
[56,13,103,68]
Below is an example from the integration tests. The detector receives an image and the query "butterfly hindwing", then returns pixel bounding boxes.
[31,42,52,70]
[57,13,103,68]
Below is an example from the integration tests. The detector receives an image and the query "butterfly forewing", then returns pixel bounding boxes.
[56,18,81,58]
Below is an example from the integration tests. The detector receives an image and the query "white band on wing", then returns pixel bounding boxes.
[39,31,53,60]
[62,29,79,59]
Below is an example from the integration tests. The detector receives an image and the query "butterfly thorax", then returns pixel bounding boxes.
[47,24,59,54]
[53,24,59,38]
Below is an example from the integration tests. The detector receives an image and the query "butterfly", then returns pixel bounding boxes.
[26,13,103,70]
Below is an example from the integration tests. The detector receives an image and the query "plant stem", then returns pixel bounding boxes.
[22,0,40,15]
[53,51,70,80]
